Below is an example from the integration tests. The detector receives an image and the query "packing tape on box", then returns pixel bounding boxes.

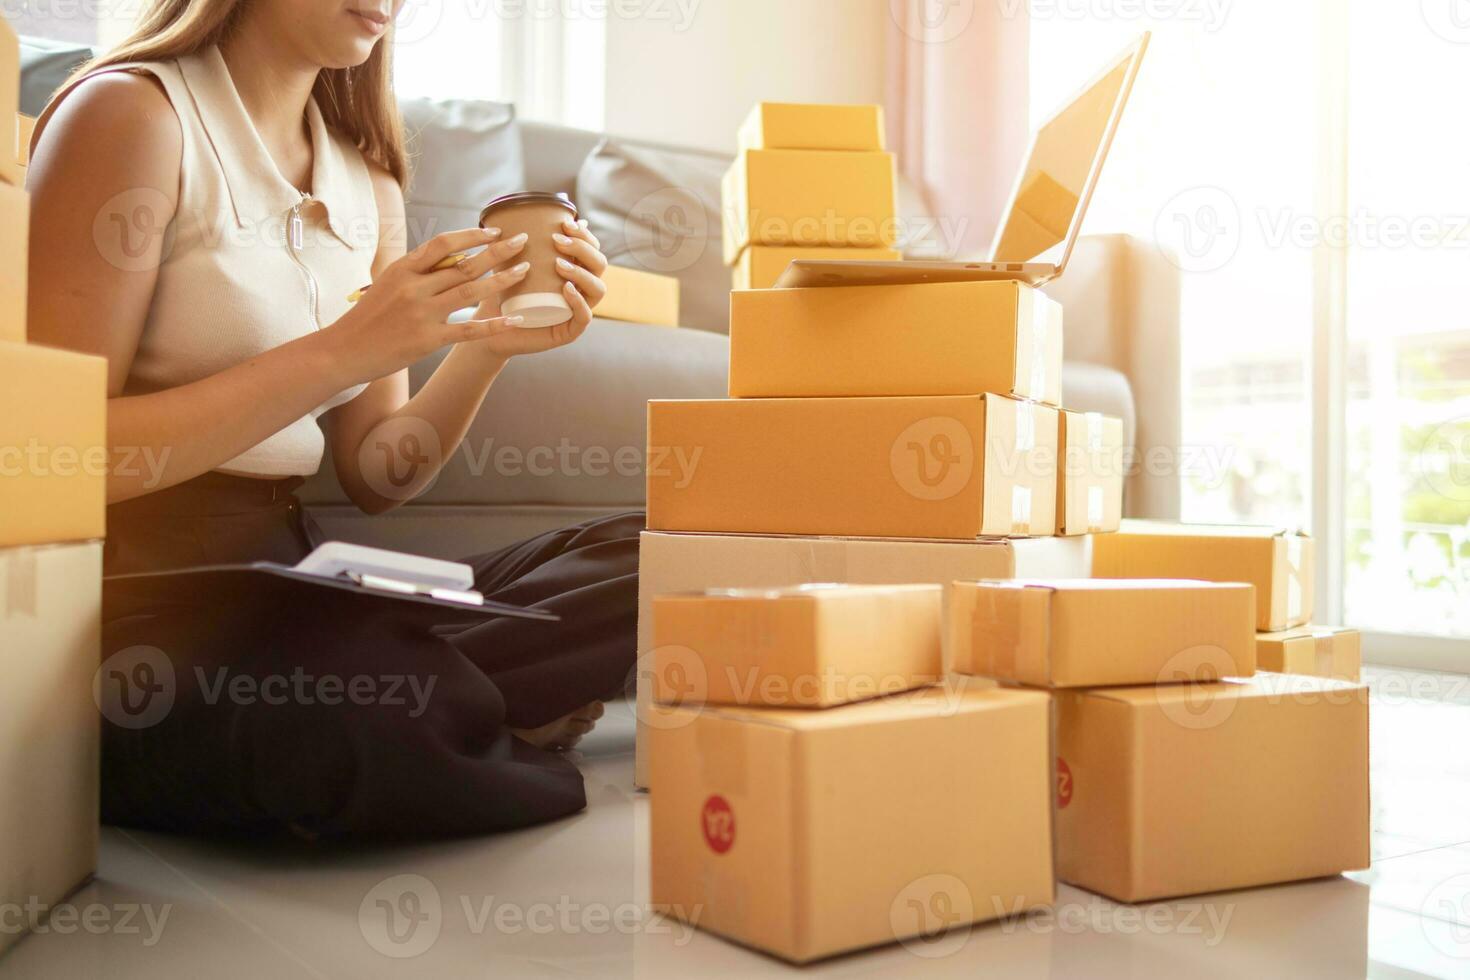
[1087,485,1105,534]
[1016,402,1036,454]
[1312,629,1337,678]
[1285,534,1306,618]
[1,547,39,619]
[1012,485,1033,536]
[1085,412,1104,453]
[975,586,1021,680]
[1030,297,1050,400]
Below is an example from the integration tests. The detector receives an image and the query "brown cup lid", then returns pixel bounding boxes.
[479,192,578,227]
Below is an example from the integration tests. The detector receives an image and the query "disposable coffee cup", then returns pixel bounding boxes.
[479,192,578,329]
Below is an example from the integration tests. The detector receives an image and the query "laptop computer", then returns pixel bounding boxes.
[773,32,1150,290]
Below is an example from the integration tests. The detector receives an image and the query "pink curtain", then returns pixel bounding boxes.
[886,1,1031,259]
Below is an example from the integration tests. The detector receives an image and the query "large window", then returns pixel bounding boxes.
[1031,2,1469,646]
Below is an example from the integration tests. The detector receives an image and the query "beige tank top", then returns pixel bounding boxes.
[76,46,375,477]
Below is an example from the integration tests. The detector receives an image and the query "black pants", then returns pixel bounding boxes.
[101,473,642,840]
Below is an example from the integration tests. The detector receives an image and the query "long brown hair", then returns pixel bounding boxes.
[41,0,409,186]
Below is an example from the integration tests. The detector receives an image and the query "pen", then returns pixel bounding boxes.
[347,251,473,303]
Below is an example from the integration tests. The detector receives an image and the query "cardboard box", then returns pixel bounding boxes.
[635,530,1092,788]
[1,180,26,344]
[15,113,33,169]
[652,584,942,708]
[729,281,1063,405]
[650,684,1055,963]
[597,264,680,328]
[953,579,1255,688]
[1055,672,1369,902]
[732,244,902,292]
[738,102,886,153]
[722,149,898,265]
[1056,411,1124,535]
[1092,520,1314,631]
[0,22,19,187]
[648,394,1059,541]
[0,541,102,956]
[0,341,109,547]
[1256,626,1361,682]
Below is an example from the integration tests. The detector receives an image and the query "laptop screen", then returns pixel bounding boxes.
[991,46,1140,264]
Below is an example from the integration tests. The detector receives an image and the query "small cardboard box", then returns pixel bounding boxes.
[1256,626,1361,682]
[722,149,898,265]
[0,180,26,343]
[1092,520,1314,631]
[738,102,886,153]
[732,244,902,292]
[1055,672,1370,903]
[0,541,102,957]
[652,584,943,708]
[650,684,1055,963]
[729,281,1063,405]
[648,394,1059,541]
[1056,411,1124,535]
[0,22,19,187]
[953,579,1256,688]
[635,530,1092,788]
[597,264,680,328]
[0,341,109,547]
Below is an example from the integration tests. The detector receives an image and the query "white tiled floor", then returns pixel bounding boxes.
[3,666,1470,978]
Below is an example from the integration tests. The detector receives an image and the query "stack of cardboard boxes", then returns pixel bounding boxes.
[723,103,902,291]
[0,15,109,957]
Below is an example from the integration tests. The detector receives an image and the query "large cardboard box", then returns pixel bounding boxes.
[1055,673,1370,902]
[1256,626,1361,682]
[0,22,19,187]
[15,113,33,169]
[648,394,1059,540]
[652,584,942,708]
[0,342,108,547]
[729,281,1063,405]
[733,244,901,292]
[738,102,886,153]
[1056,411,1124,535]
[1092,520,1314,631]
[597,264,680,328]
[635,530,1092,788]
[0,541,102,956]
[722,149,898,264]
[953,579,1255,688]
[650,684,1055,963]
[1,180,26,344]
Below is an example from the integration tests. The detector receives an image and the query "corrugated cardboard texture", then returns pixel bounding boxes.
[729,281,1063,405]
[650,686,1054,963]
[732,245,902,291]
[1256,626,1361,682]
[647,394,1059,540]
[597,264,680,328]
[0,541,102,957]
[634,531,1092,788]
[0,341,109,546]
[737,103,887,153]
[1056,411,1124,535]
[955,579,1255,688]
[652,585,943,708]
[721,149,898,264]
[0,181,26,343]
[1092,520,1314,631]
[1056,673,1370,902]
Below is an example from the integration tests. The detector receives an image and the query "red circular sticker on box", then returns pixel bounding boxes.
[1056,758,1073,809]
[701,795,735,854]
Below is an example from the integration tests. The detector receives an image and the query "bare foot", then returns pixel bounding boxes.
[511,701,606,752]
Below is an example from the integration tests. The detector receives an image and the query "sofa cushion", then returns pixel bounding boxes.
[576,137,729,333]
[399,97,525,248]
[18,36,93,116]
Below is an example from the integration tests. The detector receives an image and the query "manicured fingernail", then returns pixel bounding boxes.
[578,219,589,231]
[553,233,572,245]
[563,216,578,229]
[504,315,524,326]
[483,227,501,238]
[513,262,531,274]
[557,258,573,269]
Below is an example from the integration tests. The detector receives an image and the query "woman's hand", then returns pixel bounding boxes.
[319,226,532,386]
[463,216,609,360]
